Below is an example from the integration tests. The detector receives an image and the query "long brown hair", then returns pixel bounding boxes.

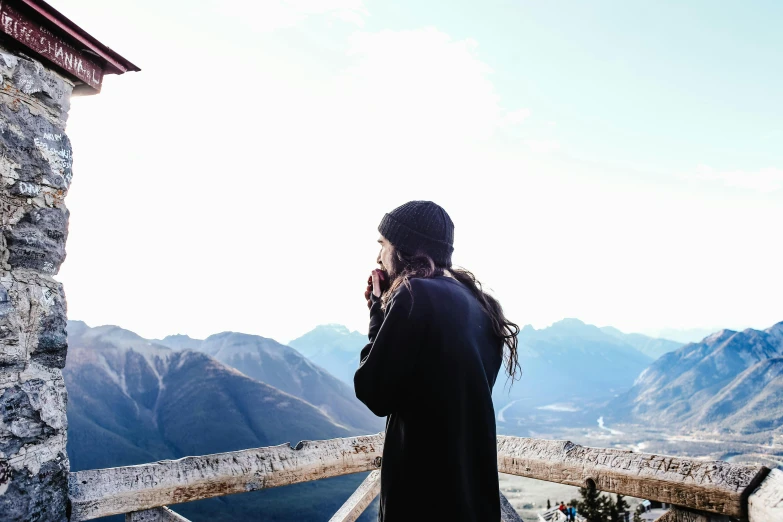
[382,247,521,382]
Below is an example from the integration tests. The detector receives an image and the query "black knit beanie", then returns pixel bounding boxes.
[378,201,454,267]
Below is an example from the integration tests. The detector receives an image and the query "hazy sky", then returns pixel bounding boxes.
[51,0,782,343]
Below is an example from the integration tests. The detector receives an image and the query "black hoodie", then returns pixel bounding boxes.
[354,276,503,522]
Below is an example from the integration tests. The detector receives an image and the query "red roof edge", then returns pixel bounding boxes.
[19,0,140,75]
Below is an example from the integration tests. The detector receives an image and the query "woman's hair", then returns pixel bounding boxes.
[382,246,521,383]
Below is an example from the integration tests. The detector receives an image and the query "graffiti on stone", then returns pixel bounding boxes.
[9,181,41,197]
[0,41,72,522]
[0,104,72,191]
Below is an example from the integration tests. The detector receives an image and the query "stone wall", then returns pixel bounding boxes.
[0,43,74,521]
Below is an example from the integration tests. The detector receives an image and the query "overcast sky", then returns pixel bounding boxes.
[51,0,782,343]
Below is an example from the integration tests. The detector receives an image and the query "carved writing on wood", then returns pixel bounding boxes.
[0,2,103,90]
[496,437,766,518]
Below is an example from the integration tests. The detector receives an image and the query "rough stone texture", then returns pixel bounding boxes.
[0,42,74,522]
[5,207,69,274]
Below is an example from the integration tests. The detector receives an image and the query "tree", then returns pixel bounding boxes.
[601,495,619,522]
[578,482,607,522]
[616,494,630,515]
[601,493,631,522]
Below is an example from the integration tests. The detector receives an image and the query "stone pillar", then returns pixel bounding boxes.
[0,44,73,521]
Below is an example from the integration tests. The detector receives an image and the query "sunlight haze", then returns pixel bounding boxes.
[51,0,782,343]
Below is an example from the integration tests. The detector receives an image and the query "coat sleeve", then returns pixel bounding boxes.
[354,285,422,417]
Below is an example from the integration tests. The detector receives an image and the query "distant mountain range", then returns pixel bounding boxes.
[288,324,368,385]
[599,326,682,360]
[507,318,657,401]
[65,321,377,522]
[488,319,670,431]
[640,326,726,344]
[607,321,783,434]
[280,318,684,434]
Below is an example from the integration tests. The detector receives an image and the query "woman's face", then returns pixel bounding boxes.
[376,236,395,276]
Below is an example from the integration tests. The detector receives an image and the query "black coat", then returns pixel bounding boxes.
[354,276,503,521]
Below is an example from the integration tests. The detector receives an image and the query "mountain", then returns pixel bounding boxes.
[65,321,377,522]
[288,324,368,385]
[690,357,783,433]
[504,318,653,401]
[487,318,654,433]
[288,320,658,432]
[608,321,783,433]
[157,331,382,434]
[599,326,682,360]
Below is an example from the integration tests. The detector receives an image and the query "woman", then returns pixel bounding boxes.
[355,200,520,521]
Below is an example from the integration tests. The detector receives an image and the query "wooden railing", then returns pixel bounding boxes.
[67,433,783,522]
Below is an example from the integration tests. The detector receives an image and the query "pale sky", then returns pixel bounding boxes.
[51,0,782,344]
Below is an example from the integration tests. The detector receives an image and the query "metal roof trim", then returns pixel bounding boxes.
[18,0,140,75]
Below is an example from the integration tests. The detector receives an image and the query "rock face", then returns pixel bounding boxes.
[0,44,74,521]
[608,322,783,432]
[65,323,354,470]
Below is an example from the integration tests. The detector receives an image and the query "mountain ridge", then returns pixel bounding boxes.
[157,330,382,433]
[608,321,783,433]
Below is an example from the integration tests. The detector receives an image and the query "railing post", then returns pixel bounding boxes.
[499,491,523,522]
[748,468,783,522]
[328,470,381,522]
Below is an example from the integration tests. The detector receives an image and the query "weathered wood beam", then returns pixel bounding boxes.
[653,506,730,522]
[748,468,783,522]
[499,491,524,522]
[69,433,384,521]
[68,434,776,521]
[328,470,381,522]
[125,506,192,522]
[496,437,766,519]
